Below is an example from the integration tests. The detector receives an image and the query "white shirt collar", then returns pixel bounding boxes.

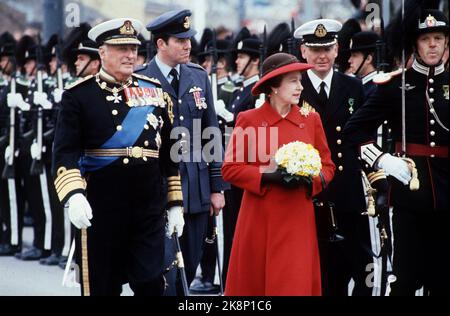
[307,69,334,97]
[155,55,181,82]
[243,74,259,88]
[218,76,228,85]
[362,71,377,85]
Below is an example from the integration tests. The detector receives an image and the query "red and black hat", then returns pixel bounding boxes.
[252,53,313,96]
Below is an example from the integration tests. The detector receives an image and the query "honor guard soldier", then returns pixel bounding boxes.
[348,31,392,153]
[221,35,261,287]
[7,36,51,261]
[136,9,228,296]
[296,19,372,296]
[348,31,382,98]
[61,23,101,80]
[344,7,449,296]
[0,32,19,256]
[193,37,235,294]
[52,18,184,296]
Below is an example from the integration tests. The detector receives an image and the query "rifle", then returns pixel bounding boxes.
[2,77,16,180]
[2,68,20,246]
[211,29,219,104]
[30,35,45,176]
[288,18,299,59]
[256,26,267,107]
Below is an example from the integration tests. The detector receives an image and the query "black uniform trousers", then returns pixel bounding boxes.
[0,151,25,248]
[76,164,166,296]
[44,161,64,255]
[317,208,374,296]
[222,185,243,287]
[389,158,449,296]
[199,214,218,284]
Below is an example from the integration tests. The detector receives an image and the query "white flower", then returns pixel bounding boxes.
[274,141,322,178]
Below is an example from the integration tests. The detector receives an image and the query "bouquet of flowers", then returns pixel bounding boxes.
[274,141,322,193]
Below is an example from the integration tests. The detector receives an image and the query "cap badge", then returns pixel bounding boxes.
[349,39,353,49]
[315,24,327,38]
[426,15,437,27]
[237,41,243,50]
[119,20,135,35]
[183,17,191,30]
[25,51,29,59]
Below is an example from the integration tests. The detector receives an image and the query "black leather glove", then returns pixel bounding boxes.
[262,169,313,194]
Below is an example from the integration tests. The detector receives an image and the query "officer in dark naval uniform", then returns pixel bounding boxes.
[52,18,184,296]
[344,8,449,296]
[136,9,228,296]
[295,19,371,296]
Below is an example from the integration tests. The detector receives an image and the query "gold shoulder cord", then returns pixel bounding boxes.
[164,92,174,124]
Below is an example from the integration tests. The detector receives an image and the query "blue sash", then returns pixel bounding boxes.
[79,79,158,174]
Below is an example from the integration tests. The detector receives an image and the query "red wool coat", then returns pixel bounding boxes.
[222,102,335,296]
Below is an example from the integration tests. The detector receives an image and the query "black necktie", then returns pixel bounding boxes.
[319,81,328,105]
[169,68,179,96]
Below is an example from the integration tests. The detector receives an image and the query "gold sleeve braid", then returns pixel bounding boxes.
[367,170,387,184]
[54,167,87,203]
[167,175,183,204]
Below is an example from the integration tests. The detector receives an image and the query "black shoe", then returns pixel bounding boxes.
[0,244,21,256]
[18,247,48,261]
[40,253,61,266]
[189,281,220,295]
[58,256,69,269]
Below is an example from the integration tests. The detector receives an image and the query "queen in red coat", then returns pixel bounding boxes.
[222,53,335,296]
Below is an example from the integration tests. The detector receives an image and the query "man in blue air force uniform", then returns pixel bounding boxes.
[136,9,228,295]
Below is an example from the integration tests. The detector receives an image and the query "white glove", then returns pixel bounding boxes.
[255,96,265,108]
[33,91,53,110]
[67,193,93,229]
[30,142,41,159]
[7,93,30,111]
[53,88,64,103]
[214,99,234,123]
[4,146,12,161]
[377,154,412,185]
[166,206,184,238]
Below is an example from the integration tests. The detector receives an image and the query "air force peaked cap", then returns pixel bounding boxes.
[146,9,197,39]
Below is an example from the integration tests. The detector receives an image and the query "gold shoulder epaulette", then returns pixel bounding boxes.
[65,75,94,90]
[132,73,161,85]
[373,68,403,85]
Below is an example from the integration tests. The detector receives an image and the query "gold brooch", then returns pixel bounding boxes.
[300,101,315,117]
